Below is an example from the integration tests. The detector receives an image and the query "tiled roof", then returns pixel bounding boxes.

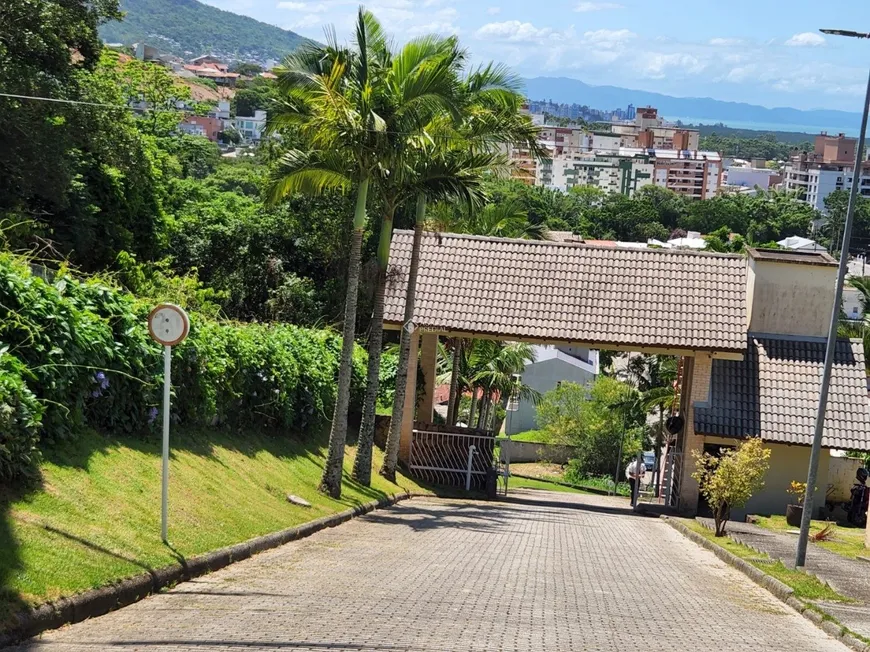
[695,335,870,450]
[384,231,748,352]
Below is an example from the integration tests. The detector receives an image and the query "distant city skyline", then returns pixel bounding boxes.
[200,0,870,114]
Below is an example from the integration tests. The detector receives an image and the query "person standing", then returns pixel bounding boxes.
[625,457,646,505]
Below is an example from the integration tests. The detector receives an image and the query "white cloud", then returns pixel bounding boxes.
[276,0,328,9]
[709,37,742,46]
[486,6,501,14]
[289,13,322,29]
[575,1,624,11]
[582,28,636,47]
[785,32,825,47]
[475,20,573,43]
[406,21,459,36]
[640,53,705,79]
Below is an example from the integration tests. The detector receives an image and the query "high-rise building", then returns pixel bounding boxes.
[782,132,870,212]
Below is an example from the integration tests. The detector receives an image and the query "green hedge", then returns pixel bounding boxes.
[0,254,366,482]
[0,351,44,481]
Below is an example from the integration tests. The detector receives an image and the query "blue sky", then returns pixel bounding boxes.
[203,0,870,113]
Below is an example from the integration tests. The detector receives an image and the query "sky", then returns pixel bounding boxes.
[202,0,870,113]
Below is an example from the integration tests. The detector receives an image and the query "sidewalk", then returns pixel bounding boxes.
[699,518,870,640]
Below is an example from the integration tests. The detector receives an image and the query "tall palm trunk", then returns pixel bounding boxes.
[467,386,477,429]
[320,176,369,498]
[352,208,394,485]
[446,338,461,425]
[476,392,488,430]
[380,194,427,481]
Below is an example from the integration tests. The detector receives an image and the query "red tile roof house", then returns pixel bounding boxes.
[382,231,870,517]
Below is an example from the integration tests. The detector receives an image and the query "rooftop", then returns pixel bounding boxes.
[747,247,838,267]
[695,335,870,450]
[384,230,747,354]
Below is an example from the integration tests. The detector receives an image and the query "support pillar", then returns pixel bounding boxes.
[678,354,712,514]
[419,332,438,423]
[398,331,420,464]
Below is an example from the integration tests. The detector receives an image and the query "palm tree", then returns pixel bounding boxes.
[350,34,467,486]
[427,199,548,240]
[434,339,539,432]
[470,340,541,434]
[268,10,393,498]
[379,148,498,480]
[626,354,677,492]
[379,65,544,480]
[839,276,870,372]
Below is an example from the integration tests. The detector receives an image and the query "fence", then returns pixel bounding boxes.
[409,428,496,489]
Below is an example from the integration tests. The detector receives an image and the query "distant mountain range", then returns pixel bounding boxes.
[99,0,310,63]
[523,77,862,134]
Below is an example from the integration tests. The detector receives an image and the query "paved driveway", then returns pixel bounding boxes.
[10,490,848,651]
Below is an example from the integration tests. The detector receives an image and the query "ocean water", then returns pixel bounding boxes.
[670,116,860,137]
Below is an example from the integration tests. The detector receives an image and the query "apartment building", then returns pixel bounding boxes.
[509,106,713,196]
[540,148,721,199]
[782,133,870,212]
[611,106,700,151]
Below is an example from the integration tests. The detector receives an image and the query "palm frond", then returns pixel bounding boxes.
[266,149,352,203]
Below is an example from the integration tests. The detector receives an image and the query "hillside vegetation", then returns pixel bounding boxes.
[100,0,310,61]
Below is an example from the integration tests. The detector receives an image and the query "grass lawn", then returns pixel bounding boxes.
[753,515,867,560]
[510,462,565,481]
[0,428,428,627]
[508,476,592,494]
[508,430,553,444]
[680,519,850,603]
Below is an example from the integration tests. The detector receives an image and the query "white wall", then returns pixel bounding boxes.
[506,351,596,435]
[843,285,864,321]
[828,455,864,503]
[746,256,837,338]
[727,167,774,190]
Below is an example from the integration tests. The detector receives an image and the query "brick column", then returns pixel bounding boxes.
[418,332,438,423]
[678,353,713,514]
[398,331,420,464]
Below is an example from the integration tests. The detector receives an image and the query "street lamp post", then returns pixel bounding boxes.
[795,28,870,568]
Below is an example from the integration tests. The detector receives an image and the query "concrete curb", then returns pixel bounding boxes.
[661,516,869,652]
[0,491,412,648]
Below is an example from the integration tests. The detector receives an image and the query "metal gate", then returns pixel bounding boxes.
[409,428,495,489]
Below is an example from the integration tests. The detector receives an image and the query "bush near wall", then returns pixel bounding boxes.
[0,254,366,483]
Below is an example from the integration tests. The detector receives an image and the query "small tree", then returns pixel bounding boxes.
[692,438,771,536]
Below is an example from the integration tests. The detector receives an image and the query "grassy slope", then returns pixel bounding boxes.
[754,515,867,559]
[0,428,426,625]
[508,430,553,444]
[508,476,592,494]
[680,519,848,602]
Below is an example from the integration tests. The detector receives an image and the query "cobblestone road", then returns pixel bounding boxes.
[11,490,849,651]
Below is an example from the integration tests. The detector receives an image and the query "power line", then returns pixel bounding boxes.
[0,91,726,156]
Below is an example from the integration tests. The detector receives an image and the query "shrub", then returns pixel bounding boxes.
[693,438,771,536]
[0,253,368,481]
[0,351,44,482]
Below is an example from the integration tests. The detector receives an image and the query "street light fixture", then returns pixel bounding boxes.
[795,29,870,568]
[819,29,870,39]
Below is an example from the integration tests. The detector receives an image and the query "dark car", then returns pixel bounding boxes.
[642,452,656,475]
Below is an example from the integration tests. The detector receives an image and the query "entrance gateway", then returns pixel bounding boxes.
[383,234,870,515]
[382,230,749,509]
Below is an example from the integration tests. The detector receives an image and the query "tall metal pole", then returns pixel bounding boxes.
[795,67,870,568]
[161,344,171,543]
